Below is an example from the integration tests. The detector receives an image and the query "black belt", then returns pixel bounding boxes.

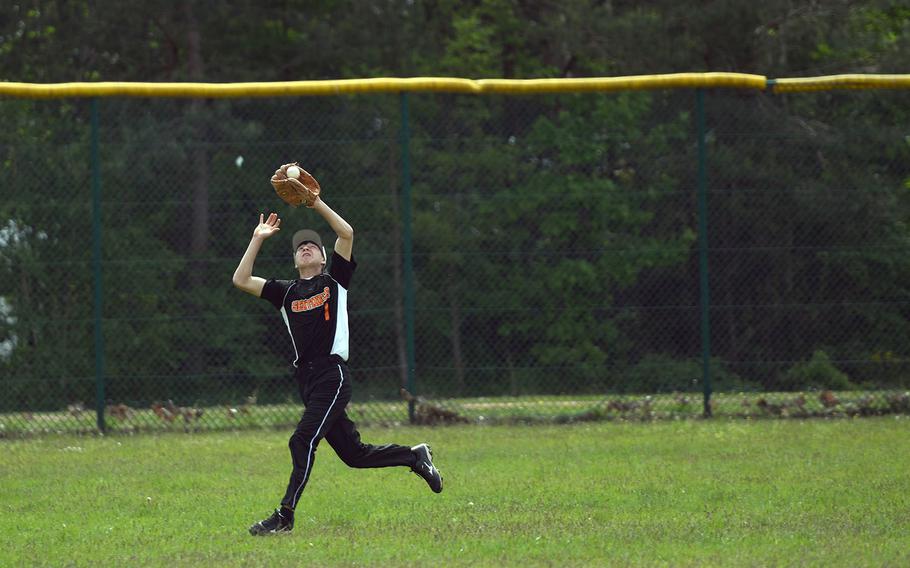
[297,354,344,373]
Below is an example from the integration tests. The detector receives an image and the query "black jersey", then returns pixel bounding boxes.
[260,252,355,367]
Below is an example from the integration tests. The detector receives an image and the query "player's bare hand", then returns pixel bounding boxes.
[253,212,281,239]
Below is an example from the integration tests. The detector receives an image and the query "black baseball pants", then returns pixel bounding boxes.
[281,357,415,510]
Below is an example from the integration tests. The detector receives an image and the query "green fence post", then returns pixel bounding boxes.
[399,92,417,422]
[696,88,713,417]
[90,98,106,432]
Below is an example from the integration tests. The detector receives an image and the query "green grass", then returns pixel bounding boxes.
[2,419,909,567]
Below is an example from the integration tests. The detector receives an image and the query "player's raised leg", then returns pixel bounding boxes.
[324,414,443,493]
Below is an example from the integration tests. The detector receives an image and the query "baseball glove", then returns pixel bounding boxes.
[270,162,321,208]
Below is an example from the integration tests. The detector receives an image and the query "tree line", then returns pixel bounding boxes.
[1,1,909,410]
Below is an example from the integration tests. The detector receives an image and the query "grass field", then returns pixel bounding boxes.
[2,418,908,567]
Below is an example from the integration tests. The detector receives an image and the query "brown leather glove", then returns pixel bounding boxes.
[270,162,321,208]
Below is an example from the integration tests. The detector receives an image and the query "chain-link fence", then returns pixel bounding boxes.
[2,82,909,436]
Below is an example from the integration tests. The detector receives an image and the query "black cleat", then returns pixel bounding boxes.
[411,443,443,493]
[249,508,294,536]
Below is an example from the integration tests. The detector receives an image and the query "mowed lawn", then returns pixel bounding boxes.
[1,418,908,567]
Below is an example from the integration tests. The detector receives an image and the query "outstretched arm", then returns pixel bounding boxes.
[310,197,353,261]
[232,212,281,296]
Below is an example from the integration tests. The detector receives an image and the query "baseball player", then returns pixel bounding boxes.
[232,197,443,536]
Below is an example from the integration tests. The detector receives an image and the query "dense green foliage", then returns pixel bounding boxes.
[2,2,910,412]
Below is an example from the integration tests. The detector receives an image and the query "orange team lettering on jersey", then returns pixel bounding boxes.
[291,287,331,313]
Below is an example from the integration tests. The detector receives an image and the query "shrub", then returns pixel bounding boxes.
[621,354,753,394]
[781,350,855,391]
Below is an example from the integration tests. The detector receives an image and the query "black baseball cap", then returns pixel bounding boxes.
[292,229,323,252]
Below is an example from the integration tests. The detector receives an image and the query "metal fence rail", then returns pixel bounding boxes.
[1,76,909,436]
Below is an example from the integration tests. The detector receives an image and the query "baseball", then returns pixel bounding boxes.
[286,166,301,179]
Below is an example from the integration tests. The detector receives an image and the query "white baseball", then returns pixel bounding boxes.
[286,166,301,179]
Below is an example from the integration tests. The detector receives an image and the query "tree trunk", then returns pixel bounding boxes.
[184,2,208,263]
[389,142,409,389]
[506,349,518,396]
[183,1,209,379]
[448,265,466,395]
